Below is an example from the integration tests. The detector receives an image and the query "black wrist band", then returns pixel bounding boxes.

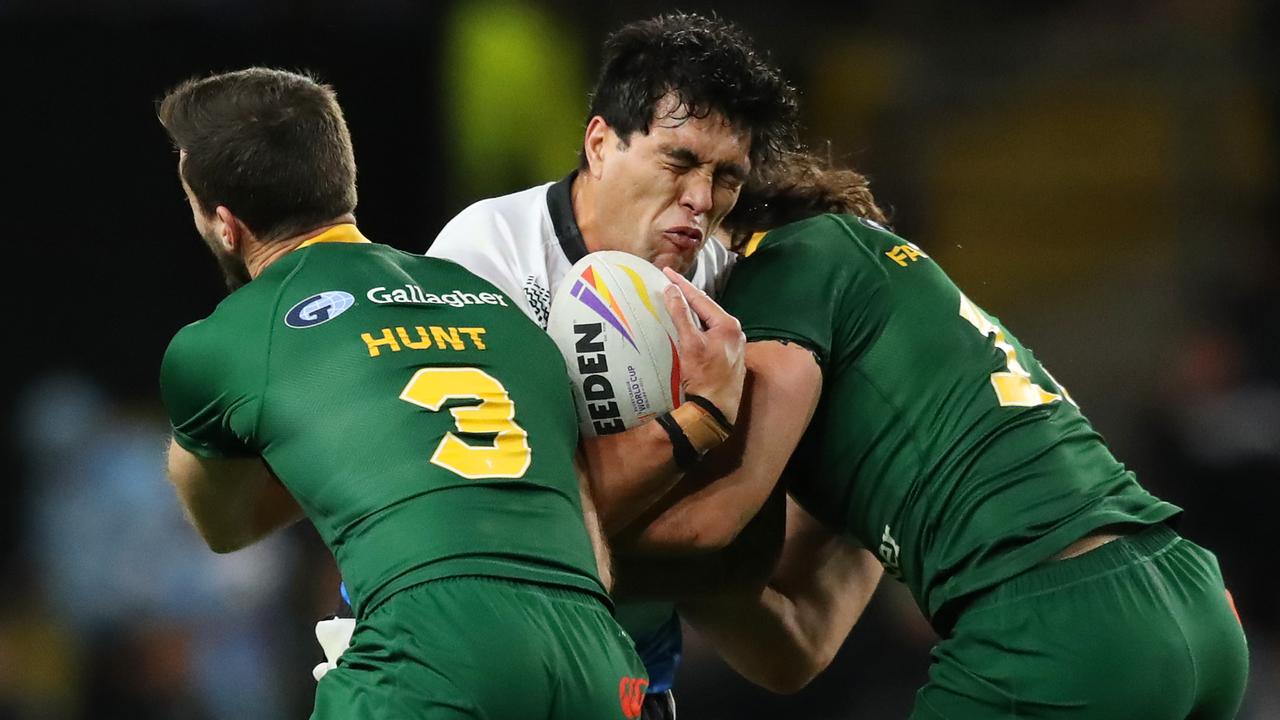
[683,393,734,433]
[656,411,702,470]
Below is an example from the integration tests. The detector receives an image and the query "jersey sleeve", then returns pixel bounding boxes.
[427,201,540,323]
[160,320,258,459]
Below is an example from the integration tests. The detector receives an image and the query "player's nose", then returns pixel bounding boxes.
[679,172,714,217]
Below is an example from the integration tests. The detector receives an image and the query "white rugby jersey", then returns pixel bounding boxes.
[427,172,736,327]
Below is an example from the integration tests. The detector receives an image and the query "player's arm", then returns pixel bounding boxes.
[575,450,614,592]
[614,329,822,552]
[611,484,786,599]
[581,271,748,533]
[165,439,304,553]
[678,499,883,694]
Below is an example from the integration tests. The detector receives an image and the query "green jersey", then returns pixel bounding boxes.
[161,226,605,616]
[720,214,1179,628]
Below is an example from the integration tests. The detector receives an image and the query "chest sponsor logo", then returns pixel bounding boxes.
[284,291,355,328]
[365,285,508,308]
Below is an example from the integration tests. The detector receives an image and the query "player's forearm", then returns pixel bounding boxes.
[680,587,822,694]
[614,440,765,553]
[579,422,684,534]
[680,558,879,695]
[614,342,822,552]
[167,442,303,553]
[681,503,883,694]
[613,489,784,598]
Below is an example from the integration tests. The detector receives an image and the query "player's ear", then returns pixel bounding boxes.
[582,115,611,180]
[213,206,240,253]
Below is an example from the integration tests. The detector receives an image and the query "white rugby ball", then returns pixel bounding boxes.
[548,251,686,437]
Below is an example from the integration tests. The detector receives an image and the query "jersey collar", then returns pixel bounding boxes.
[743,231,769,257]
[296,223,371,249]
[546,171,589,264]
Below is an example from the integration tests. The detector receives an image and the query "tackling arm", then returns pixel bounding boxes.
[582,272,748,534]
[611,484,787,600]
[678,498,884,694]
[614,338,822,552]
[166,439,304,553]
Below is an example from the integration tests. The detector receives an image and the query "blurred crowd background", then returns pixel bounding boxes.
[1,1,1275,718]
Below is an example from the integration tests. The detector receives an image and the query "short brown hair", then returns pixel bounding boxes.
[158,67,357,242]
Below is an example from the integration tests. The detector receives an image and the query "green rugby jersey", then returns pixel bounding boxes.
[161,225,605,616]
[721,214,1179,627]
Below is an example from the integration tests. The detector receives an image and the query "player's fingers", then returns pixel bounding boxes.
[662,268,734,330]
[663,281,703,350]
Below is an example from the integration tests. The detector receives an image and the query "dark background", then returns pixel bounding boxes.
[2,1,1276,717]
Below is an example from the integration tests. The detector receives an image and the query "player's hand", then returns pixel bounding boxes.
[662,267,747,423]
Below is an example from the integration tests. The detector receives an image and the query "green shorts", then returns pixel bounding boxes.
[312,576,648,719]
[912,524,1248,719]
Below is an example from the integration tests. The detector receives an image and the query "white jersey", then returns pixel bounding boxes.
[427,173,736,327]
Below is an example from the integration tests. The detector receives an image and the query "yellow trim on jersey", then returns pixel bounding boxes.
[743,231,769,257]
[297,224,371,249]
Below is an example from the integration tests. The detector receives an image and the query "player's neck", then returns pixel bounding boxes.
[244,214,359,278]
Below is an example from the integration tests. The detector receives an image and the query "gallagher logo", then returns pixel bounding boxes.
[284,291,355,328]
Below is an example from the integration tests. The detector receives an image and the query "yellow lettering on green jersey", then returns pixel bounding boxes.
[432,326,465,350]
[886,243,928,267]
[361,326,490,357]
[362,328,402,357]
[457,327,488,350]
[396,326,435,350]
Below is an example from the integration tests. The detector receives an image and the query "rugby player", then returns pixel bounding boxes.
[423,14,798,718]
[632,152,1252,718]
[156,67,656,719]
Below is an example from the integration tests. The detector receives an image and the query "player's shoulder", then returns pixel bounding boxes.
[432,182,554,249]
[749,214,925,278]
[164,282,271,372]
[161,311,239,406]
[753,213,895,252]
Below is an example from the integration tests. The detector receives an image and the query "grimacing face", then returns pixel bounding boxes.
[588,99,751,273]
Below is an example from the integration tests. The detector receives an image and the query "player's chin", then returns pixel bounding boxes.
[650,248,698,275]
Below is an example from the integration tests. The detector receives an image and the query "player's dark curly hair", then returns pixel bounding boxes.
[722,149,890,251]
[158,67,357,243]
[579,13,800,170]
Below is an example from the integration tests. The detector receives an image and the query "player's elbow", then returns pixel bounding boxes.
[183,512,252,554]
[753,649,834,695]
[200,527,251,554]
[683,514,747,553]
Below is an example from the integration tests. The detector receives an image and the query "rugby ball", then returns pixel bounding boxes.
[548,251,686,437]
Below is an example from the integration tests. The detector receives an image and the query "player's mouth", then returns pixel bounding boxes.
[662,226,703,252]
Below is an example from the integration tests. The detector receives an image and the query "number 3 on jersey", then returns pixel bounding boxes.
[959,294,1076,409]
[399,367,532,479]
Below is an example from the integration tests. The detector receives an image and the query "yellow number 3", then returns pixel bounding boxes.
[399,367,531,479]
[959,295,1076,409]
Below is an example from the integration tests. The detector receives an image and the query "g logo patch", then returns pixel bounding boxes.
[285,291,355,328]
